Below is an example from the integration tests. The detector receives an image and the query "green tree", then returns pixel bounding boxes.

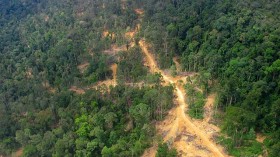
[23,145,38,157]
[156,142,177,157]
[129,103,150,127]
[223,107,256,147]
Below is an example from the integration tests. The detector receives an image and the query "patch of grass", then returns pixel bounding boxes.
[188,98,204,119]
[185,83,205,119]
[217,135,262,157]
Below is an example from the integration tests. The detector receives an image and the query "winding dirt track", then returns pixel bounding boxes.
[139,40,227,157]
[70,6,228,156]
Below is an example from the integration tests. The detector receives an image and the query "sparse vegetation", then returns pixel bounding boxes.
[185,83,205,119]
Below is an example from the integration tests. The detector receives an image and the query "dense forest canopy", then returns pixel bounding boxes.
[0,0,279,157]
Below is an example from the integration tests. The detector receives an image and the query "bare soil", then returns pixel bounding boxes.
[256,133,266,143]
[140,40,228,157]
[173,57,182,72]
[69,86,85,94]
[103,44,126,56]
[11,148,23,157]
[77,62,89,74]
[135,9,144,15]
[42,81,56,93]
